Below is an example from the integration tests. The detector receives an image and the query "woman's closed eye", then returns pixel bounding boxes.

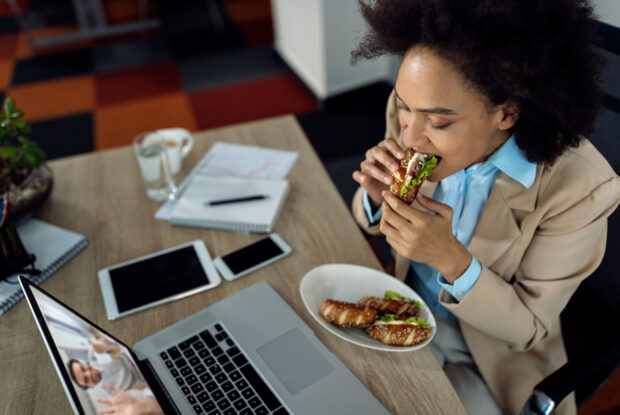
[431,122,453,130]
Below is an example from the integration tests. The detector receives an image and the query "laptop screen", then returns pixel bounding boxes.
[21,278,161,415]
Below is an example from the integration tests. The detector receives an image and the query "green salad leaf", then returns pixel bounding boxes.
[384,290,421,309]
[380,314,398,322]
[404,317,431,328]
[400,155,438,197]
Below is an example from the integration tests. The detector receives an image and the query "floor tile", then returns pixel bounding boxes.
[224,0,272,24]
[166,27,246,61]
[22,0,76,29]
[189,73,317,130]
[0,33,18,59]
[29,112,94,160]
[95,92,197,150]
[93,35,171,73]
[11,47,93,85]
[0,16,19,35]
[178,46,288,91]
[7,75,95,122]
[0,59,14,90]
[95,62,182,106]
[237,20,273,48]
[296,82,392,161]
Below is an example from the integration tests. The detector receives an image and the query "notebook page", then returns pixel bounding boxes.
[169,175,290,232]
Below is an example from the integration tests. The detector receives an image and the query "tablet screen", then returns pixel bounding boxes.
[109,246,209,313]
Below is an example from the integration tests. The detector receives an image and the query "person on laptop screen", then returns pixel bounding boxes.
[34,288,163,415]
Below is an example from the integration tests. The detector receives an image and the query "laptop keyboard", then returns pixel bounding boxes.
[160,322,290,415]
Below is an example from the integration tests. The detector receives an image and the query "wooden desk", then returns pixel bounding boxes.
[0,116,467,414]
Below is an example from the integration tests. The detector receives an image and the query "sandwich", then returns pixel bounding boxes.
[389,149,438,204]
[365,314,432,346]
[357,290,421,318]
[320,299,377,328]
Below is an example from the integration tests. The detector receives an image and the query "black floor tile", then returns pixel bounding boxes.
[178,47,290,91]
[22,0,76,29]
[11,48,94,86]
[0,16,19,35]
[30,113,94,160]
[93,36,172,73]
[297,82,392,161]
[166,27,246,60]
[158,0,247,60]
[323,153,365,207]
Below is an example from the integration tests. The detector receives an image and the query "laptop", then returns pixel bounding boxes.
[19,276,389,415]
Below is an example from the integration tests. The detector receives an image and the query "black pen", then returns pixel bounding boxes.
[205,195,269,206]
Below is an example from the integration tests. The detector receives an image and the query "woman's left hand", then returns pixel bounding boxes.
[380,190,472,282]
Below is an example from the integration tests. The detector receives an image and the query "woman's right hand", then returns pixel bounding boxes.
[352,137,405,206]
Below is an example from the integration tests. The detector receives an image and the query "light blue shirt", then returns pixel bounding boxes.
[363,135,536,318]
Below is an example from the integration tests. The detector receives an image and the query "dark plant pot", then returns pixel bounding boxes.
[6,163,53,222]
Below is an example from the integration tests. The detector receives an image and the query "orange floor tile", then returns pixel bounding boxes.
[224,0,272,24]
[189,74,317,131]
[0,33,18,59]
[95,62,182,107]
[0,58,14,90]
[7,75,95,122]
[95,92,197,149]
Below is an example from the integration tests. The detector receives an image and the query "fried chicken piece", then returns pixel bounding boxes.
[366,322,431,346]
[320,299,377,328]
[357,296,419,318]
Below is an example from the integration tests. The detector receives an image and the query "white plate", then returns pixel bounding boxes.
[300,263,436,352]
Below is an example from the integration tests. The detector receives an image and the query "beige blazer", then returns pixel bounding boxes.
[352,91,620,415]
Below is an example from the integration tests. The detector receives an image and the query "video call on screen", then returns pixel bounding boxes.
[110,246,209,313]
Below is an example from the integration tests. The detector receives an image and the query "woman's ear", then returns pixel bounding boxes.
[497,102,520,130]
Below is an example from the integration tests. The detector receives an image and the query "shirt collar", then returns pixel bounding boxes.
[486,134,537,188]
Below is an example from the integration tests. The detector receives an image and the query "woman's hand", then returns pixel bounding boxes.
[97,384,163,415]
[380,191,472,282]
[352,137,405,206]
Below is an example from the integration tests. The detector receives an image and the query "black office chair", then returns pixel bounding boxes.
[520,257,620,414]
[522,22,620,413]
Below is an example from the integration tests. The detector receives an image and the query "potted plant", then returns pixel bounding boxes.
[0,97,52,222]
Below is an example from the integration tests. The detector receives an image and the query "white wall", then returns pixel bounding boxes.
[272,0,398,99]
[323,1,397,96]
[272,0,326,97]
[592,0,620,28]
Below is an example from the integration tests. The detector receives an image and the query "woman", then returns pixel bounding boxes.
[350,1,620,414]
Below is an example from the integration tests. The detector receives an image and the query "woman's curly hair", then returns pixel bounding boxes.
[352,0,604,165]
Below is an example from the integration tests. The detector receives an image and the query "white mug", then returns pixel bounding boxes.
[142,128,194,176]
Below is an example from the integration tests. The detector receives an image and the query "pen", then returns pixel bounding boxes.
[205,195,269,206]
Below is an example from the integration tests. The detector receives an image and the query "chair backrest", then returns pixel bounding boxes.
[558,19,620,406]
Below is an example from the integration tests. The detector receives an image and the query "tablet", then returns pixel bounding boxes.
[97,240,221,320]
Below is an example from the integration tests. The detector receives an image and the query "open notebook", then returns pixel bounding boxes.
[0,219,87,315]
[169,175,290,233]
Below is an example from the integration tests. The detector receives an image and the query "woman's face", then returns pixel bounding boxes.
[395,46,516,182]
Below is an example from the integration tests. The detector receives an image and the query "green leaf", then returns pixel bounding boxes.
[18,123,31,136]
[10,110,23,119]
[384,290,406,300]
[380,314,398,322]
[384,290,420,309]
[3,98,15,115]
[0,145,19,158]
[404,317,430,328]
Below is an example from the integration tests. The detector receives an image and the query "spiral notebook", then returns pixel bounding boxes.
[0,219,87,315]
[169,175,290,233]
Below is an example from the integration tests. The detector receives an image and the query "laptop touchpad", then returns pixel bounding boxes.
[257,328,334,395]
